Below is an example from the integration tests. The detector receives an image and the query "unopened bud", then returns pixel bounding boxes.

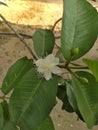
[71,47,79,56]
[79,77,88,84]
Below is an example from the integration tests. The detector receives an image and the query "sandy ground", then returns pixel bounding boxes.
[0,0,98,130]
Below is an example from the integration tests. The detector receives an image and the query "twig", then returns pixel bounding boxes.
[0,32,61,39]
[0,2,8,6]
[56,35,61,39]
[0,14,37,60]
[52,17,62,31]
[0,32,32,39]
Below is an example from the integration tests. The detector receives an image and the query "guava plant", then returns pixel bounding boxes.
[0,0,98,130]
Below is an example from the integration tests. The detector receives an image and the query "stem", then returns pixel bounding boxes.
[58,63,88,70]
[0,32,32,39]
[66,67,73,74]
[66,67,79,79]
[70,66,89,69]
[0,14,37,60]
[0,32,61,39]
[0,96,10,99]
[55,35,61,39]
[58,63,66,68]
[67,67,89,82]
[52,18,62,31]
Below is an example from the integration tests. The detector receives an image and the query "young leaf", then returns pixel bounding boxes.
[61,0,98,61]
[72,71,98,128]
[9,68,58,130]
[1,57,33,95]
[83,59,98,81]
[0,103,4,129]
[32,28,55,57]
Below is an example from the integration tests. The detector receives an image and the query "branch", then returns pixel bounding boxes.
[58,63,89,69]
[0,32,61,39]
[52,17,62,31]
[0,14,37,60]
[69,66,89,69]
[0,32,32,39]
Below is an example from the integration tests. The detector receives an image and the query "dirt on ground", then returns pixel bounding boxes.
[0,0,98,130]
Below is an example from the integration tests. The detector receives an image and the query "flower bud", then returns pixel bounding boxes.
[79,77,88,84]
[71,47,79,56]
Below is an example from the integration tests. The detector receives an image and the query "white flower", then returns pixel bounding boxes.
[35,54,61,80]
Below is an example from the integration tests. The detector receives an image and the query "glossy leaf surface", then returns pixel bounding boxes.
[61,0,98,61]
[72,71,98,128]
[66,82,84,121]
[32,28,55,57]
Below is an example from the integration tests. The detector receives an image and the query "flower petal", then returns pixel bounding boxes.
[46,54,59,65]
[44,72,52,80]
[53,57,59,65]
[35,59,43,66]
[52,66,61,74]
[35,54,60,80]
[37,67,44,73]
[46,54,54,60]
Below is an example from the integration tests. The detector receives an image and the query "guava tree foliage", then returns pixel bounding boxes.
[0,0,98,130]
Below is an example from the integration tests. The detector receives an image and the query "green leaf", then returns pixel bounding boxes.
[1,57,33,95]
[1,100,10,122]
[2,122,18,130]
[9,68,58,130]
[32,117,55,130]
[83,59,98,81]
[66,82,84,121]
[32,28,55,57]
[61,0,98,61]
[57,85,74,112]
[66,82,78,112]
[0,103,4,129]
[72,71,98,128]
[1,101,18,130]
